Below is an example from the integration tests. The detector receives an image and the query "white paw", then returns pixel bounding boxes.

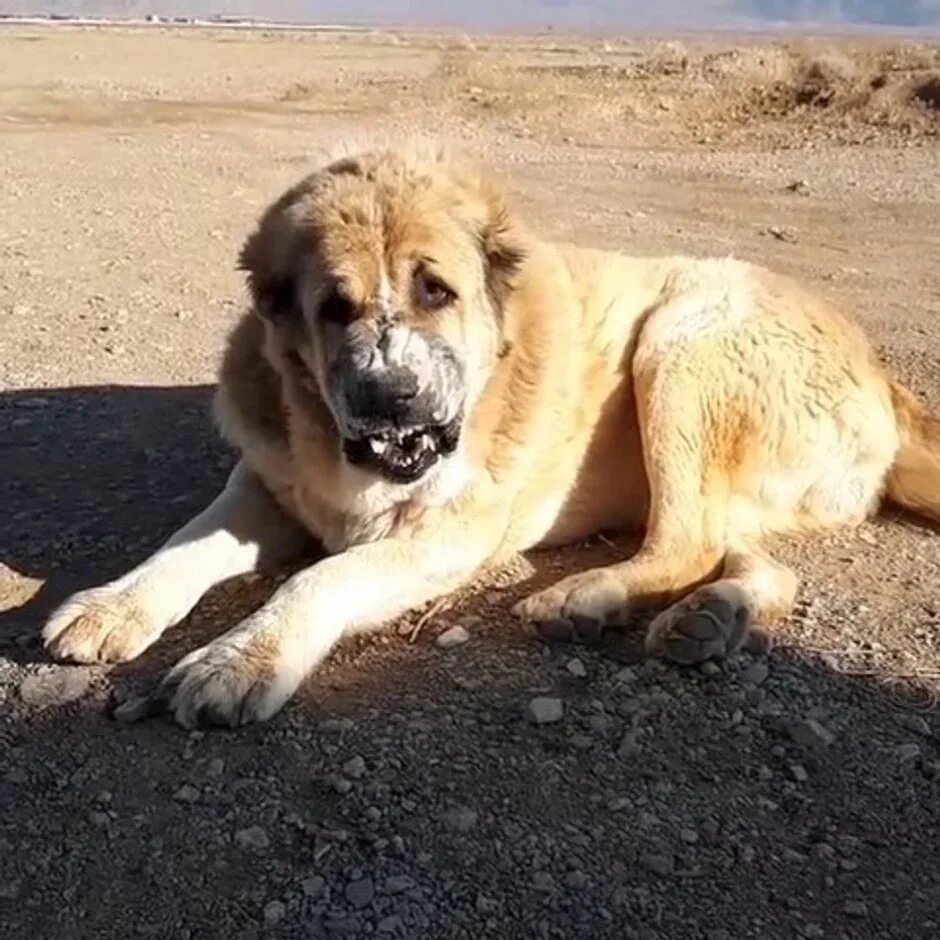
[122,623,301,729]
[43,584,167,664]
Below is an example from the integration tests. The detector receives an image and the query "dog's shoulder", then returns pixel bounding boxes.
[213,312,290,462]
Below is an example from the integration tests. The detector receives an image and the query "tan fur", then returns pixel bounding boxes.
[43,145,940,727]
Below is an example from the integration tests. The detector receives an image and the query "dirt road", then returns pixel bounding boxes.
[1,24,938,939]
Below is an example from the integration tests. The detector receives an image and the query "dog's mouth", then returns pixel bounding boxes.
[342,417,461,484]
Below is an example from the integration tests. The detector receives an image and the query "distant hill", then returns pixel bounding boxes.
[3,1,939,29]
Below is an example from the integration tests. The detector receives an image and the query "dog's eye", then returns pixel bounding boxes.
[320,288,355,326]
[414,271,456,311]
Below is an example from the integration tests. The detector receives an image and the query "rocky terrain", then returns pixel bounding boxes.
[1,23,938,939]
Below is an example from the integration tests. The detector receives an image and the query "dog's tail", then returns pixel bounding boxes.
[885,381,940,522]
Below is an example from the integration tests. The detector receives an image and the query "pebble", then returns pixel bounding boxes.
[617,730,642,759]
[301,876,326,898]
[789,764,810,783]
[235,826,270,851]
[19,668,91,708]
[897,714,931,737]
[787,718,835,748]
[526,696,564,724]
[263,900,286,926]
[441,806,479,833]
[0,880,22,900]
[896,743,921,762]
[843,901,868,918]
[640,853,674,876]
[565,870,589,890]
[699,661,721,677]
[613,667,637,684]
[343,755,367,779]
[173,784,200,804]
[377,915,402,934]
[475,895,499,915]
[565,658,587,678]
[344,876,374,909]
[679,828,699,845]
[532,871,556,892]
[436,624,470,649]
[384,875,414,894]
[742,661,769,686]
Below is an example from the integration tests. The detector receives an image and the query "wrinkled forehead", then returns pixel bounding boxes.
[307,175,486,299]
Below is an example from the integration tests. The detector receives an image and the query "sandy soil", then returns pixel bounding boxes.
[1,23,938,940]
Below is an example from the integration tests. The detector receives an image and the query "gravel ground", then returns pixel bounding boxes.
[1,24,938,940]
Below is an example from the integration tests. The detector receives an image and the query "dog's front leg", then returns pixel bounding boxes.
[43,462,308,664]
[127,506,506,728]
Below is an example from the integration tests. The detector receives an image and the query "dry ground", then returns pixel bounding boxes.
[1,23,939,940]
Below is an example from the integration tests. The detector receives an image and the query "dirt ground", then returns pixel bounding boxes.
[1,23,939,940]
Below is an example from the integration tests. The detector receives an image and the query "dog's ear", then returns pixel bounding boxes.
[477,178,528,308]
[237,192,312,322]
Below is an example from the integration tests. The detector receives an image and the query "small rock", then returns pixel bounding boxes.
[526,696,564,725]
[319,718,355,734]
[742,661,769,686]
[640,853,674,876]
[896,743,921,763]
[331,776,352,795]
[19,668,91,707]
[679,828,699,845]
[235,826,270,851]
[897,714,931,737]
[325,916,361,935]
[475,894,499,915]
[0,880,22,900]
[384,875,414,894]
[441,806,478,833]
[844,901,868,918]
[532,871,556,892]
[88,811,110,828]
[699,661,721,678]
[173,784,200,804]
[344,876,374,909]
[787,719,835,749]
[789,764,809,783]
[206,758,225,779]
[342,755,367,779]
[785,179,811,195]
[377,915,402,934]
[263,900,286,926]
[764,224,798,243]
[613,667,637,684]
[565,870,589,890]
[617,730,642,759]
[436,625,470,649]
[565,657,587,678]
[302,876,326,898]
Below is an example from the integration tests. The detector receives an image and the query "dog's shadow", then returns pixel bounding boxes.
[0,382,646,698]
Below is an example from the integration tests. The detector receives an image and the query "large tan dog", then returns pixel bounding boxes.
[43,145,940,728]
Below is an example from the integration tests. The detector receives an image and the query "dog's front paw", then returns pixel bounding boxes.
[43,585,167,664]
[512,568,629,643]
[127,622,300,729]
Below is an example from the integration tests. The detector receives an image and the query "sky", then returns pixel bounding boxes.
[4,1,940,29]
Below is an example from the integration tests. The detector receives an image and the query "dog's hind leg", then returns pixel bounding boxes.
[43,461,308,664]
[645,545,798,663]
[514,351,732,640]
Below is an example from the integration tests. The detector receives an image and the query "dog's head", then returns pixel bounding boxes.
[239,147,526,485]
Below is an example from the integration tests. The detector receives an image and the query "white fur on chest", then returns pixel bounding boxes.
[292,447,474,552]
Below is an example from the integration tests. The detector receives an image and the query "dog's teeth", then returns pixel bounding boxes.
[370,438,388,455]
[421,432,434,451]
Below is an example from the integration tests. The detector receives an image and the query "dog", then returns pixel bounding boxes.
[42,143,940,728]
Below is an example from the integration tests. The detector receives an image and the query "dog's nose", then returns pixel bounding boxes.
[356,367,419,420]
